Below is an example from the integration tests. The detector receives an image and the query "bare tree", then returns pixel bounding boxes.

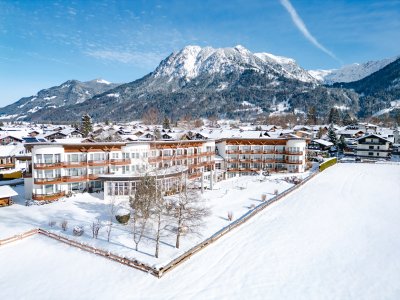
[173,175,211,249]
[105,196,116,242]
[91,218,102,239]
[142,107,160,125]
[129,174,156,251]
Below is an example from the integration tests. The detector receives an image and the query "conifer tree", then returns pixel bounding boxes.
[163,117,171,130]
[306,106,317,125]
[328,107,340,125]
[327,123,338,146]
[80,113,93,137]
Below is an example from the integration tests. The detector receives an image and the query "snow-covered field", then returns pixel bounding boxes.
[1,163,399,299]
[0,172,304,267]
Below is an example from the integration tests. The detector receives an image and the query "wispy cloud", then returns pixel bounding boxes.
[279,0,341,63]
[85,50,165,68]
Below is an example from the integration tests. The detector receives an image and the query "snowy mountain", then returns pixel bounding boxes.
[333,57,400,117]
[0,79,120,120]
[309,56,398,84]
[154,45,317,84]
[24,45,359,122]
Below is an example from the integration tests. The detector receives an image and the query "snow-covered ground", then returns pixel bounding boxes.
[0,172,305,267]
[1,163,399,299]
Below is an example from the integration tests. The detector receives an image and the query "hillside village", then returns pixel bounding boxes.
[1,116,399,203]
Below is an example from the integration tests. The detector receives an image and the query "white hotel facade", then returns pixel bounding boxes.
[24,137,307,201]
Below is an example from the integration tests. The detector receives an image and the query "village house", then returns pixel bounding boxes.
[355,134,392,160]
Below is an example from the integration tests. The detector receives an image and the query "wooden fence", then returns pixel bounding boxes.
[0,171,320,278]
[0,228,39,246]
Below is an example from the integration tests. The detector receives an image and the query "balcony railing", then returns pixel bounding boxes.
[32,191,66,201]
[63,161,88,168]
[62,175,88,182]
[34,162,63,169]
[88,160,109,166]
[110,158,131,165]
[88,174,101,180]
[285,159,303,165]
[285,151,304,155]
[34,177,63,185]
[0,162,14,168]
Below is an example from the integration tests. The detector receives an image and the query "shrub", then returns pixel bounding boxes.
[115,208,130,224]
[61,220,68,231]
[48,220,56,227]
[319,157,338,171]
[73,226,84,236]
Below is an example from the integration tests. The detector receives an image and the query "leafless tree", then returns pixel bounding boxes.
[129,175,156,251]
[142,107,160,125]
[61,220,68,231]
[173,175,211,249]
[91,218,102,239]
[105,196,116,242]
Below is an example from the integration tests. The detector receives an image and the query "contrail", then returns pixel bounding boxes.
[279,0,341,63]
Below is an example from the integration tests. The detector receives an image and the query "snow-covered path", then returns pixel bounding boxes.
[1,163,399,299]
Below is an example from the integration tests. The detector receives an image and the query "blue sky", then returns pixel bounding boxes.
[1,0,400,106]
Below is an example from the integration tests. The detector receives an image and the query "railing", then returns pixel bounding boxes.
[110,159,131,165]
[34,162,63,169]
[34,177,63,184]
[88,160,109,166]
[285,160,303,165]
[285,151,304,155]
[63,161,88,168]
[0,162,14,168]
[88,174,100,180]
[62,175,87,182]
[226,150,285,155]
[188,172,202,179]
[32,191,66,201]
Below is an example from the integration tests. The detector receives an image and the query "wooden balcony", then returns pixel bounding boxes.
[199,151,215,157]
[62,175,88,182]
[88,174,100,180]
[285,160,303,165]
[34,162,64,170]
[227,168,259,173]
[34,177,63,185]
[88,160,109,166]
[188,172,202,179]
[32,191,66,201]
[285,151,304,156]
[63,161,88,168]
[110,159,131,165]
[0,163,14,169]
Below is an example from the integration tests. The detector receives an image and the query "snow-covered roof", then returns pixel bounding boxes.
[312,139,334,147]
[0,144,25,157]
[0,185,18,198]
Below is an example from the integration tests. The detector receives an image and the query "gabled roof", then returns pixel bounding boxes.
[356,133,391,143]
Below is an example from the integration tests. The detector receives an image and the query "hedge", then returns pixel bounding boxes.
[319,157,337,171]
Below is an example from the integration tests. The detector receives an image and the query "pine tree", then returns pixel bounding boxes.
[80,114,93,137]
[338,135,346,152]
[306,106,317,125]
[328,107,340,125]
[342,112,353,126]
[327,123,338,146]
[162,117,171,130]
